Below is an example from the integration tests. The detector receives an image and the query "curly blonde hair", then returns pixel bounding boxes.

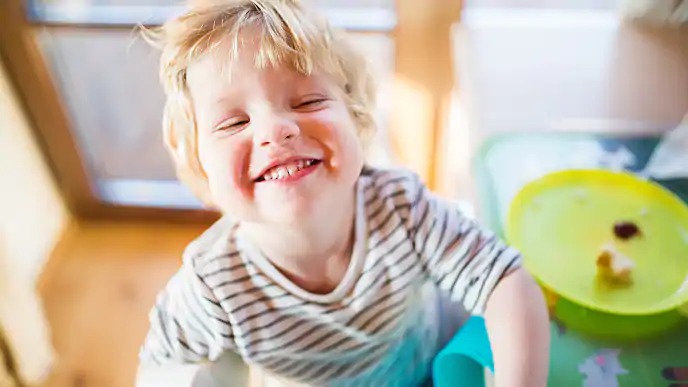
[144,0,376,203]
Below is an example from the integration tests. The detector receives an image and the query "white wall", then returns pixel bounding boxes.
[0,56,69,384]
[442,9,688,201]
[455,9,688,136]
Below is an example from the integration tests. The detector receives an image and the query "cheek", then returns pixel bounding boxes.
[198,136,253,201]
[307,109,363,170]
[328,113,364,172]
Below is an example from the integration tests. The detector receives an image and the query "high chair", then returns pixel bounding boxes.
[432,316,494,387]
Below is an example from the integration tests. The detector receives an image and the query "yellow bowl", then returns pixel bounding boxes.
[507,170,688,316]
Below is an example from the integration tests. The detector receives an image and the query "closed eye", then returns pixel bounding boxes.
[293,98,328,111]
[214,119,249,133]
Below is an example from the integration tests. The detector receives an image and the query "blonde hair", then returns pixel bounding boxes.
[144,0,376,203]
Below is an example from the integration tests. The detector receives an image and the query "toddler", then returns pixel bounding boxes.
[139,1,550,385]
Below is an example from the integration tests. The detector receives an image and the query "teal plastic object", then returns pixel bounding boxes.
[432,316,494,387]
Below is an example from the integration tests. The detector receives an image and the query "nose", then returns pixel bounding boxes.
[255,114,300,148]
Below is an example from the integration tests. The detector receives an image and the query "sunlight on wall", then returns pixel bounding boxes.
[388,75,435,182]
[437,91,473,201]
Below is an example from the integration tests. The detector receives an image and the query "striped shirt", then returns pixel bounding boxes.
[139,167,521,386]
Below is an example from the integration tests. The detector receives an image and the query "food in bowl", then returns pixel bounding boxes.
[596,244,635,285]
[613,221,641,240]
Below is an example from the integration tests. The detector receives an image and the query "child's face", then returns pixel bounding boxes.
[187,40,364,225]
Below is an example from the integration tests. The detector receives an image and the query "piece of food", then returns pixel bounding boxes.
[613,221,641,240]
[596,244,635,285]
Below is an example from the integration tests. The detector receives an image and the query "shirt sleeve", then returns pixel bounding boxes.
[409,175,522,315]
[139,258,234,365]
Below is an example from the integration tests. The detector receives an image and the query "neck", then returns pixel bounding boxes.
[241,188,357,289]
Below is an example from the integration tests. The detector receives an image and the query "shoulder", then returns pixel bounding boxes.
[359,166,425,205]
[180,216,242,278]
[358,166,428,232]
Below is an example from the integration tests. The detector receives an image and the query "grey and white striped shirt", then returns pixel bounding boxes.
[139,167,521,386]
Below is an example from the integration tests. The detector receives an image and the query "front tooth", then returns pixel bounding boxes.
[287,164,297,176]
[277,167,287,179]
[296,160,304,170]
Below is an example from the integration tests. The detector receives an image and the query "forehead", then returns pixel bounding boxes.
[187,57,318,107]
[186,34,265,90]
[186,37,337,103]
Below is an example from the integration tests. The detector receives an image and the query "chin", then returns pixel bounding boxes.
[259,200,316,226]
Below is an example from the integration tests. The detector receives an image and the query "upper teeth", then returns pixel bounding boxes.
[262,159,315,181]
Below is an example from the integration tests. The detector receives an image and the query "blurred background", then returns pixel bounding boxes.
[0,0,687,386]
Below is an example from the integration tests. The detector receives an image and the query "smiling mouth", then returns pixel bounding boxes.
[254,159,322,182]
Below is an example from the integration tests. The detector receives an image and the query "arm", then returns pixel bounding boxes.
[138,259,234,378]
[404,172,549,386]
[136,363,203,387]
[137,352,251,387]
[485,268,550,387]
